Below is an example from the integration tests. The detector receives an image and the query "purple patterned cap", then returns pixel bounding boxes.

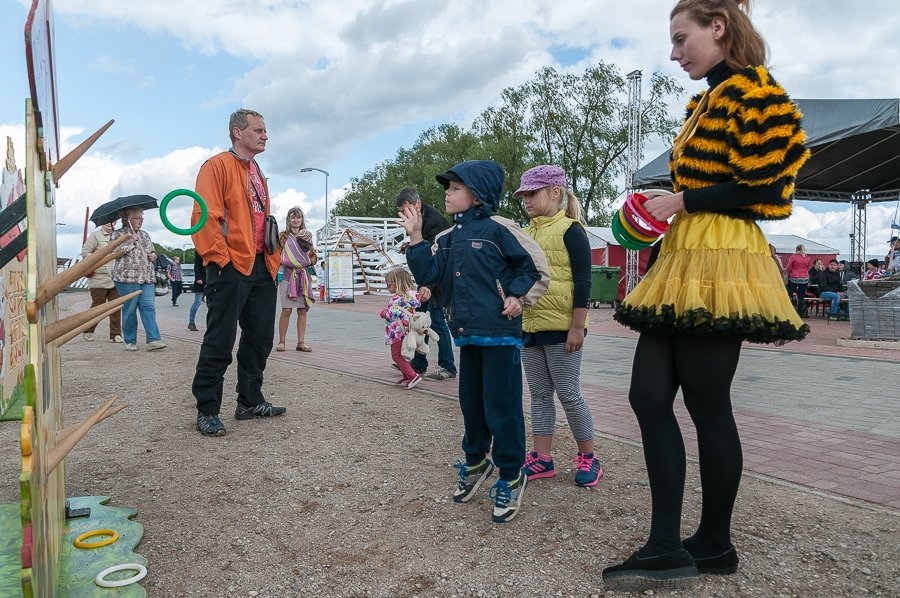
[513,165,568,197]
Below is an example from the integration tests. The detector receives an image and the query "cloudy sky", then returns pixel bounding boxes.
[2,0,898,260]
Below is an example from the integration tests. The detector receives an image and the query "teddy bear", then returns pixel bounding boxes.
[401,311,440,361]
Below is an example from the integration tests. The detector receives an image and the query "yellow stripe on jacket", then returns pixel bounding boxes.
[669,66,810,221]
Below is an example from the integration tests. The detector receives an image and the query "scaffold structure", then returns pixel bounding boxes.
[624,70,643,294]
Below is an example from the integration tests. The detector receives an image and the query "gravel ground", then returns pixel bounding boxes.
[0,315,898,597]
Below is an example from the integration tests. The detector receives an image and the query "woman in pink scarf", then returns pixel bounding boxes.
[276,206,316,352]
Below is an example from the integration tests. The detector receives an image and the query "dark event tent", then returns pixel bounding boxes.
[633,98,900,202]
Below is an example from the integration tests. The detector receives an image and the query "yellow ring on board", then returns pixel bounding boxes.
[74,529,120,549]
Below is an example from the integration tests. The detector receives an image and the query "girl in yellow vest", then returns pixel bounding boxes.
[515,165,602,488]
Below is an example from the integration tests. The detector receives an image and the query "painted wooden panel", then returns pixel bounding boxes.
[0,138,29,421]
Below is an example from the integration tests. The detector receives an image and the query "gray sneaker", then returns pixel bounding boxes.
[234,400,286,420]
[453,458,494,503]
[146,340,167,351]
[125,343,138,351]
[83,332,94,341]
[489,472,527,523]
[197,413,226,437]
[426,367,456,381]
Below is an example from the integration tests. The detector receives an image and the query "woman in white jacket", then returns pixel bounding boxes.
[80,222,123,342]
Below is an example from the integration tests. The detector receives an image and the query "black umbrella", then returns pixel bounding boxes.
[89,194,159,226]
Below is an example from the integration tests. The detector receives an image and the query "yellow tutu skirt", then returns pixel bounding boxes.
[614,211,809,344]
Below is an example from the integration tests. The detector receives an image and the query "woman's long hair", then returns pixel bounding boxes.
[671,0,767,70]
[280,206,308,247]
[284,206,307,233]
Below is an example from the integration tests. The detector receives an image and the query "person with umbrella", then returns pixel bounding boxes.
[80,221,123,343]
[107,203,166,351]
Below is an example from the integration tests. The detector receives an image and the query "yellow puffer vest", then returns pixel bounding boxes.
[522,210,586,333]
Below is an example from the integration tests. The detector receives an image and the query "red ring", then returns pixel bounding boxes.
[626,193,668,235]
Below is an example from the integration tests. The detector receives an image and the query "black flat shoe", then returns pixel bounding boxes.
[688,545,739,575]
[602,548,698,592]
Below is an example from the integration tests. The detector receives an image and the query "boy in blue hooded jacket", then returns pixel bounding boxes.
[399,160,550,523]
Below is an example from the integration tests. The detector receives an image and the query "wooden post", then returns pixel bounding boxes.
[55,404,126,443]
[50,119,114,184]
[45,396,122,476]
[47,298,132,347]
[42,290,139,343]
[27,233,129,321]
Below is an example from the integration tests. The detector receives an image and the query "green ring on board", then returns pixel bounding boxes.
[160,189,207,235]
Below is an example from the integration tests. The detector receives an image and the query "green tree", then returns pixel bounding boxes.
[153,243,195,264]
[334,62,682,226]
[335,124,480,219]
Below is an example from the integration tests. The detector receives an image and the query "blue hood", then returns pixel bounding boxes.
[438,160,505,214]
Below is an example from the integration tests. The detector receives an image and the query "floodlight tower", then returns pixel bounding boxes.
[850,190,869,264]
[624,70,643,294]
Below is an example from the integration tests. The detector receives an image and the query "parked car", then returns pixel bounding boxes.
[181,264,195,292]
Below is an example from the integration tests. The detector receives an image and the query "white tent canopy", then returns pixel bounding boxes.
[765,234,839,255]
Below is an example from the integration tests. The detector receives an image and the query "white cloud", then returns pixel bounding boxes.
[9,0,900,257]
[761,203,899,258]
[48,127,216,257]
[50,0,900,175]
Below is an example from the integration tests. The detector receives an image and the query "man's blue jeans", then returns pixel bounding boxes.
[819,291,845,315]
[114,282,161,345]
[410,301,456,375]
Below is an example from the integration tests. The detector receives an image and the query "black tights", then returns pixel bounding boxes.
[629,332,743,558]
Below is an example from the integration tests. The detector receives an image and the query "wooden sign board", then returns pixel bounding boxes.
[24,0,60,171]
[327,250,356,303]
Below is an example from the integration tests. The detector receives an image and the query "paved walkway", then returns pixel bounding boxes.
[91,290,900,510]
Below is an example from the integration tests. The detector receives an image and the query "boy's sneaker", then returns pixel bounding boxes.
[405,374,422,390]
[521,451,556,479]
[146,340,167,351]
[234,400,287,420]
[489,472,527,523]
[125,343,138,351]
[573,452,604,487]
[452,458,494,503]
[197,413,226,436]
[426,367,456,381]
[829,314,839,321]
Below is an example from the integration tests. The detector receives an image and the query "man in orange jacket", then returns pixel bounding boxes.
[190,109,286,437]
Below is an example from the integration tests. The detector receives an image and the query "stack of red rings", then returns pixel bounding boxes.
[611,192,669,250]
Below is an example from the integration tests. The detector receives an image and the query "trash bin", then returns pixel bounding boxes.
[590,266,620,307]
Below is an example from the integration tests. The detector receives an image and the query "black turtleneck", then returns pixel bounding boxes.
[681,60,786,215]
[705,60,732,88]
